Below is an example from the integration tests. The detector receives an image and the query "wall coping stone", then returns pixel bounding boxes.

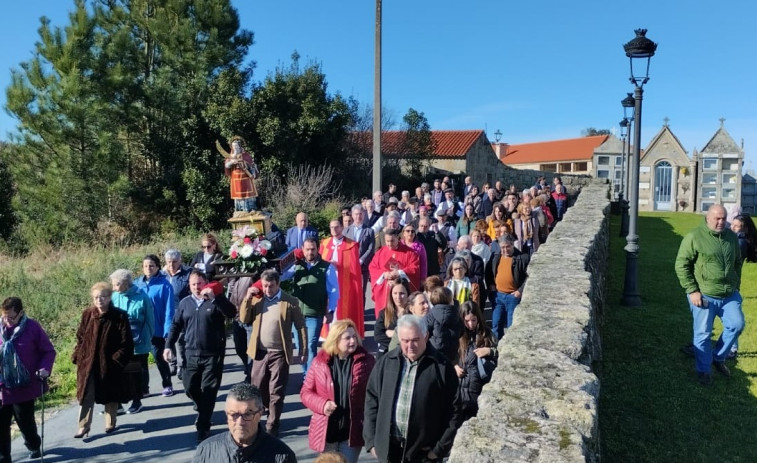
[448,179,610,462]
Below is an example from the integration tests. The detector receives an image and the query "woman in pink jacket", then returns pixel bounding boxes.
[301,319,375,463]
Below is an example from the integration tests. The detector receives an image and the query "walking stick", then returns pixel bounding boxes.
[36,370,46,463]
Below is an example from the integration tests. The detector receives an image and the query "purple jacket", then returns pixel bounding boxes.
[0,317,56,405]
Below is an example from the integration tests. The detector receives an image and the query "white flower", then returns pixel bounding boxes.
[239,244,254,259]
[259,240,272,251]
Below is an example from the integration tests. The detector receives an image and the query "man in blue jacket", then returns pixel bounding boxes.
[285,212,319,250]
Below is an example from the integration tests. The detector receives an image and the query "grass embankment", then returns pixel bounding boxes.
[0,233,206,407]
[600,212,757,462]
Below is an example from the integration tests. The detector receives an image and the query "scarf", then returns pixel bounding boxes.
[447,278,473,304]
[0,315,31,389]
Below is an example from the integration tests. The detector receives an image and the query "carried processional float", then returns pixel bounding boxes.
[212,136,295,280]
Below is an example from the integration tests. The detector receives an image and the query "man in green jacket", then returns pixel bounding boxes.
[675,204,743,386]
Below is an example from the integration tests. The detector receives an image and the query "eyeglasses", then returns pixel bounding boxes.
[2,312,21,323]
[226,409,262,421]
[201,245,214,250]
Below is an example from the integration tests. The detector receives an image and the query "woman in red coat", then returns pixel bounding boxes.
[301,319,375,463]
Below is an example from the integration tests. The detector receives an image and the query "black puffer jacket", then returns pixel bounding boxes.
[426,303,464,363]
[192,427,296,463]
[458,341,497,421]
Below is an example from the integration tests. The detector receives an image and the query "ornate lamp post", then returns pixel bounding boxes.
[621,28,657,307]
[618,117,629,237]
[619,93,635,237]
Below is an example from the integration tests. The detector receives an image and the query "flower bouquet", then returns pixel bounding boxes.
[225,225,272,275]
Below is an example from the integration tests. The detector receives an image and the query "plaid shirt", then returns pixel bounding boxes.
[392,356,420,439]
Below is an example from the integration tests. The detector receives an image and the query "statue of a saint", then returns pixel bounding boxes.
[217,136,259,213]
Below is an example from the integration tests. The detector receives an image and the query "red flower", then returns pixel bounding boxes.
[243,237,252,244]
[293,248,304,260]
[260,248,267,256]
[230,250,238,259]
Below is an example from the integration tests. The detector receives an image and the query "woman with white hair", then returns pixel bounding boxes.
[110,269,154,415]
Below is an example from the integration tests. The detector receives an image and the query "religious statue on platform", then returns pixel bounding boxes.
[216,136,259,214]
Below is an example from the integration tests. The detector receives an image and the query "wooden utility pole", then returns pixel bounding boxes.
[372,0,382,193]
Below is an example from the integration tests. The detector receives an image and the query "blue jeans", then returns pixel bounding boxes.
[293,316,323,377]
[492,292,520,340]
[689,291,744,373]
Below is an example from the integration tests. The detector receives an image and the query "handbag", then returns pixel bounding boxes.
[130,318,144,345]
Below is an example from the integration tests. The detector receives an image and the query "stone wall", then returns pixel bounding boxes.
[466,146,591,194]
[449,180,610,463]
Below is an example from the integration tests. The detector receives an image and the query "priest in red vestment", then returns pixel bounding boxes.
[369,227,421,318]
[320,219,365,336]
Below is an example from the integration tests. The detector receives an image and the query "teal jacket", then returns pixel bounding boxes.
[675,221,742,298]
[112,285,155,355]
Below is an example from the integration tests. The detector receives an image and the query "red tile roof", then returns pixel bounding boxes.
[350,130,486,158]
[501,135,608,164]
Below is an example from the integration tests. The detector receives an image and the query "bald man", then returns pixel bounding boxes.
[675,204,744,386]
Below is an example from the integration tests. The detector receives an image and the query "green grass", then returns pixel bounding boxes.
[599,212,757,463]
[0,232,206,407]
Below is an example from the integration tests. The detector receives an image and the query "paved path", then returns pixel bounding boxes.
[13,310,379,463]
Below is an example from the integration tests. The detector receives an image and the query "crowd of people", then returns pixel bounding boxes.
[3,170,755,461]
[0,174,575,462]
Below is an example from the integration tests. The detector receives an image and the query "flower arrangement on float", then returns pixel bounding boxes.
[227,225,272,273]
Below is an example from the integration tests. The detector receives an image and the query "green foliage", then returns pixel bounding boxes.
[0,232,207,406]
[400,107,435,178]
[4,0,252,246]
[0,144,17,241]
[582,127,611,136]
[600,212,757,462]
[243,52,355,181]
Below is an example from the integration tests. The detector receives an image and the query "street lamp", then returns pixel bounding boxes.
[493,129,502,143]
[619,92,635,237]
[618,117,629,237]
[621,28,657,307]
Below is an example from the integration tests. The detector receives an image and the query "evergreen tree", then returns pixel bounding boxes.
[400,107,434,178]
[5,0,253,244]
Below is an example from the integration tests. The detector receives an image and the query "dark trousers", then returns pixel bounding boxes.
[361,267,370,308]
[250,349,289,433]
[387,436,441,463]
[143,336,172,392]
[173,332,186,371]
[232,320,252,381]
[128,353,148,403]
[0,399,40,462]
[183,354,224,432]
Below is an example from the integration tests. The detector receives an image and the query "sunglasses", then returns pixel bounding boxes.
[201,245,214,249]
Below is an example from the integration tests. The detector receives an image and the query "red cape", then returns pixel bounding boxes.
[368,242,421,318]
[320,236,365,337]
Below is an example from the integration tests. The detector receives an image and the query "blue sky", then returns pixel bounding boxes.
[2,1,756,171]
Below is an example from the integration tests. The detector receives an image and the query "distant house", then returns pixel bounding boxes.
[638,122,694,212]
[378,129,493,175]
[592,135,626,200]
[499,135,608,175]
[742,172,756,215]
[693,120,744,213]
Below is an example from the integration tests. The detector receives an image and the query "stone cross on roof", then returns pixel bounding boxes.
[719,117,726,127]
[663,117,669,127]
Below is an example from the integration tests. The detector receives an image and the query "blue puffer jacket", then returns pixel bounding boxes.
[112,285,155,355]
[135,274,175,338]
